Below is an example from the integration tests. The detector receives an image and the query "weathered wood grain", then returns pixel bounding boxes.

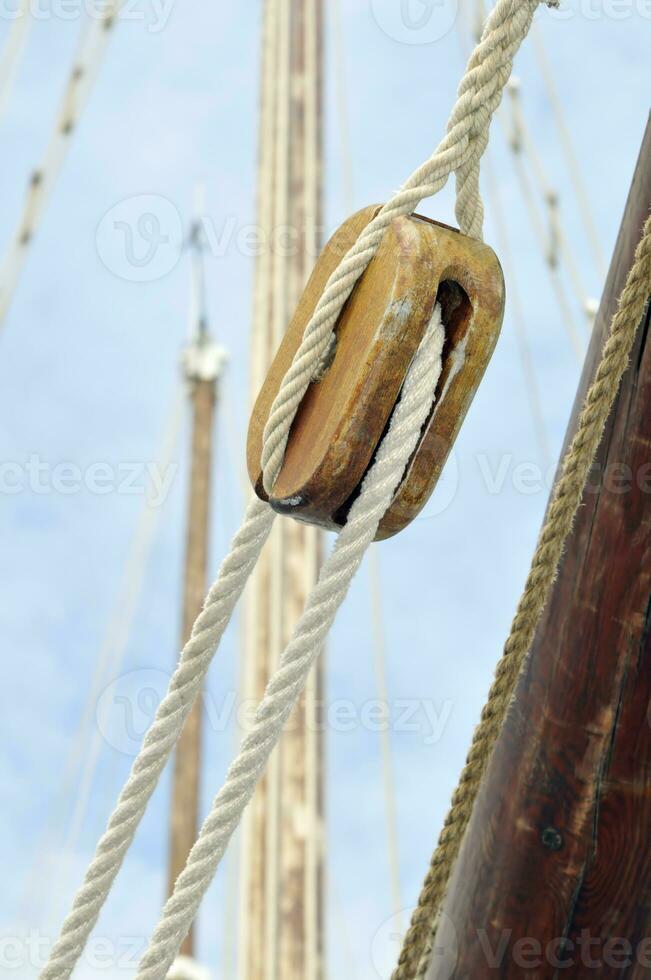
[427,117,651,980]
[247,206,505,539]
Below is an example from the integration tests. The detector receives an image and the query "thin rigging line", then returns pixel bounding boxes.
[331,0,404,940]
[303,4,324,978]
[531,23,607,278]
[62,389,183,860]
[0,0,32,126]
[133,313,445,980]
[458,0,585,363]
[368,547,403,930]
[498,113,585,362]
[0,0,121,329]
[20,387,183,929]
[330,0,354,213]
[39,5,556,974]
[506,79,596,326]
[266,0,291,975]
[239,0,280,974]
[483,155,552,467]
[328,873,360,980]
[453,3,553,468]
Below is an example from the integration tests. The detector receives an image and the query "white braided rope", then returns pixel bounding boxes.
[260,0,551,493]
[39,497,275,980]
[38,1,554,973]
[134,310,445,980]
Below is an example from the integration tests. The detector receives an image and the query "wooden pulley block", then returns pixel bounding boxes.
[247,205,505,540]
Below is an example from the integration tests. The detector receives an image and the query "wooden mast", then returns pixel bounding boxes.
[168,198,226,969]
[427,117,651,979]
[240,2,325,979]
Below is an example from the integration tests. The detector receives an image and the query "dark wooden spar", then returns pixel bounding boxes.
[427,118,651,979]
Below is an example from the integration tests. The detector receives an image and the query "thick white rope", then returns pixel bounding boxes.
[134,311,444,980]
[260,0,555,493]
[18,388,184,926]
[40,308,442,980]
[39,496,275,980]
[38,2,554,973]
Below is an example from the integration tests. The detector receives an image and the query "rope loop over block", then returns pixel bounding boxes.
[257,0,546,497]
[247,207,505,539]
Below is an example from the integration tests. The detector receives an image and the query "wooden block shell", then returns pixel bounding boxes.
[247,205,505,540]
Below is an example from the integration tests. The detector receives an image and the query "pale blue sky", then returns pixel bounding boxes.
[0,1,649,978]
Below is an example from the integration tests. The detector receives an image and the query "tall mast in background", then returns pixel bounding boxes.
[240,2,325,978]
[168,188,227,974]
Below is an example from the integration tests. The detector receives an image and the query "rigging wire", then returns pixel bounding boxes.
[37,4,565,974]
[238,0,281,974]
[266,0,292,975]
[62,389,183,863]
[0,0,121,329]
[472,0,604,302]
[19,387,183,928]
[496,110,585,361]
[368,547,403,929]
[483,155,552,468]
[0,0,32,126]
[222,689,244,980]
[531,24,607,278]
[303,5,324,979]
[328,872,361,980]
[220,398,247,980]
[506,79,597,326]
[135,312,445,980]
[452,0,553,468]
[330,0,354,214]
[457,0,591,364]
[330,0,405,937]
